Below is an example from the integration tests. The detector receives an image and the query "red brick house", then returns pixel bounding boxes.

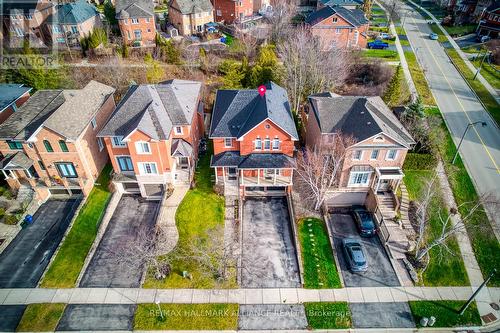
[303,93,414,212]
[209,82,299,196]
[98,80,205,198]
[0,81,116,200]
[478,1,500,38]
[0,84,32,125]
[306,5,369,49]
[213,0,254,23]
[116,0,156,46]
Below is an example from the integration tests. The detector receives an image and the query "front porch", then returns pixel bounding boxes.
[214,167,294,187]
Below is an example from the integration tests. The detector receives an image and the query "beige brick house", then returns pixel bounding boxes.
[0,81,116,200]
[168,0,214,35]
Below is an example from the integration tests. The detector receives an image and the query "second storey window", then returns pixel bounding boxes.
[272,138,280,150]
[138,162,158,175]
[264,138,271,150]
[336,28,341,34]
[91,117,97,129]
[174,126,183,135]
[224,138,232,148]
[43,140,53,152]
[7,140,23,150]
[38,160,46,171]
[112,136,126,147]
[136,142,151,154]
[332,17,338,23]
[55,162,77,178]
[59,140,68,152]
[132,18,139,24]
[117,156,134,172]
[255,138,262,150]
[352,150,362,160]
[386,149,397,160]
[370,149,379,160]
[97,137,104,151]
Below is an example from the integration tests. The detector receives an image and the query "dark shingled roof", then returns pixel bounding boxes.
[116,0,154,18]
[210,82,298,140]
[171,139,193,157]
[46,0,99,24]
[308,95,415,148]
[0,152,33,170]
[210,151,295,169]
[98,80,202,140]
[170,0,213,15]
[319,0,363,7]
[306,5,368,27]
[0,84,32,112]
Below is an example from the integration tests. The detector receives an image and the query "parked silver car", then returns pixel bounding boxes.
[342,238,368,272]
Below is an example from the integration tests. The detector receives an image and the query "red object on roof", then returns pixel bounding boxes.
[258,85,266,97]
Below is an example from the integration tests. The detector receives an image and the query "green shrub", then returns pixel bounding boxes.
[4,214,18,225]
[403,153,437,171]
[0,207,5,219]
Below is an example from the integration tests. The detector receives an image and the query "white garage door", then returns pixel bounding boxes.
[326,192,367,207]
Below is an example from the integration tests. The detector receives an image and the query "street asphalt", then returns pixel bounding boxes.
[0,199,80,288]
[0,305,26,332]
[399,1,500,234]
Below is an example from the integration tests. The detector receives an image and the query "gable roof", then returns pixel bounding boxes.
[210,82,298,140]
[46,0,99,24]
[116,0,154,19]
[98,80,202,140]
[171,139,193,157]
[306,5,368,27]
[0,84,32,113]
[319,0,363,7]
[308,95,415,148]
[170,0,213,15]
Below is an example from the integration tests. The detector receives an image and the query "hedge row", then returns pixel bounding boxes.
[403,152,437,171]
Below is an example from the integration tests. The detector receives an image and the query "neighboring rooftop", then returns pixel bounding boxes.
[318,0,363,7]
[46,0,99,24]
[98,80,202,140]
[308,95,415,148]
[0,84,32,112]
[1,0,54,15]
[116,0,154,19]
[306,5,368,27]
[170,0,213,15]
[210,82,299,140]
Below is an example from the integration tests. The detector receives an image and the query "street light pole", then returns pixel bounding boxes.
[452,121,487,164]
[473,50,489,80]
[458,269,497,315]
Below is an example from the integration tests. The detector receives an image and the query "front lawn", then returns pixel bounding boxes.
[304,302,351,329]
[471,59,500,90]
[134,304,239,330]
[409,300,481,327]
[143,143,231,288]
[298,218,341,288]
[40,164,112,288]
[404,51,436,105]
[443,24,477,37]
[362,49,398,61]
[16,303,66,331]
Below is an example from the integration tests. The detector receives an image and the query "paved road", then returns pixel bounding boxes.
[399,2,500,233]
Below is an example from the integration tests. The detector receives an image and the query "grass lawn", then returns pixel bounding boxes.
[304,302,351,329]
[443,24,477,37]
[362,49,398,61]
[446,48,500,126]
[298,218,341,288]
[16,303,66,331]
[404,51,436,105]
[134,304,238,330]
[403,170,469,286]
[143,143,230,288]
[40,164,112,288]
[471,59,500,90]
[409,301,481,327]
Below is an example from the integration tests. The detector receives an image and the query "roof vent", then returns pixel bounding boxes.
[367,121,371,125]
[360,111,365,114]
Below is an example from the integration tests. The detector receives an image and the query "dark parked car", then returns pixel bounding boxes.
[367,40,389,49]
[342,238,368,272]
[352,205,376,237]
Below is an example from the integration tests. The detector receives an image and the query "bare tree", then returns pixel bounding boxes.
[277,27,351,114]
[295,133,356,211]
[234,28,259,59]
[267,0,298,43]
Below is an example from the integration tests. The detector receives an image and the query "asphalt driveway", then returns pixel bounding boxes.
[241,197,300,288]
[350,302,415,328]
[0,305,26,332]
[79,195,159,288]
[328,213,399,287]
[56,304,136,331]
[0,199,80,288]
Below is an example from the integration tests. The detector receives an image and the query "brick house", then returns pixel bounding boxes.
[116,0,156,46]
[303,93,415,210]
[209,82,299,197]
[98,80,205,198]
[0,84,32,125]
[0,81,116,200]
[44,0,103,47]
[213,0,254,24]
[306,5,369,49]
[478,1,500,38]
[168,0,214,35]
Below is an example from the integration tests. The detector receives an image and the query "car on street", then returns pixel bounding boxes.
[342,238,368,272]
[379,32,392,40]
[478,35,491,43]
[367,40,389,49]
[351,205,376,237]
[429,33,439,40]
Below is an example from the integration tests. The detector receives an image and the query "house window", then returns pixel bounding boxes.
[264,138,271,150]
[333,17,338,23]
[43,140,53,152]
[349,171,371,186]
[138,162,158,175]
[55,162,77,178]
[174,126,183,135]
[38,160,46,171]
[146,18,150,23]
[112,136,126,147]
[24,14,33,20]
[91,117,97,129]
[134,29,141,40]
[132,18,139,24]
[352,150,362,160]
[224,138,232,148]
[71,26,78,34]
[7,140,23,150]
[53,25,60,33]
[336,28,341,34]
[59,140,69,152]
[255,138,262,150]
[386,149,397,160]
[127,31,131,39]
[135,142,151,154]
[272,138,280,150]
[97,137,104,151]
[116,156,134,172]
[370,149,379,160]
[216,10,222,16]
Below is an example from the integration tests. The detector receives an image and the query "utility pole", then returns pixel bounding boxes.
[473,50,489,80]
[459,269,496,315]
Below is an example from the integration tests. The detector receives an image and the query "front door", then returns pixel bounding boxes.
[378,179,390,192]
[228,167,237,180]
